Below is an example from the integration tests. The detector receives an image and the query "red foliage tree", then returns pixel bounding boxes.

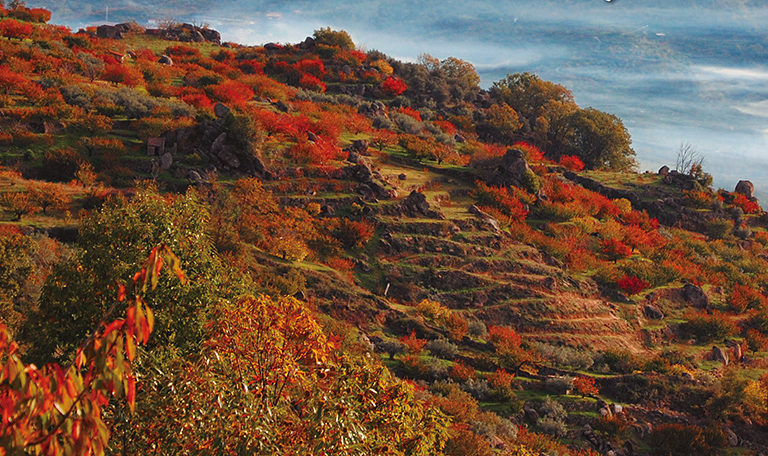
[238,59,264,75]
[0,65,28,94]
[298,73,326,92]
[559,154,585,171]
[293,58,326,78]
[101,64,144,87]
[13,7,51,23]
[617,275,649,295]
[381,76,408,96]
[210,79,255,107]
[331,218,375,249]
[0,19,34,40]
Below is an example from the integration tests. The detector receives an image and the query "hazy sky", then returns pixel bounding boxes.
[38,0,768,198]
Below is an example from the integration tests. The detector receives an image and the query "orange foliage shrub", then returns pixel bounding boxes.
[601,237,632,261]
[330,218,375,249]
[287,137,344,165]
[382,76,408,96]
[446,313,469,341]
[397,106,422,121]
[433,120,457,136]
[486,368,515,390]
[729,284,766,313]
[293,58,326,78]
[400,330,427,354]
[573,376,599,396]
[473,181,529,221]
[733,193,761,214]
[449,361,476,382]
[488,325,522,352]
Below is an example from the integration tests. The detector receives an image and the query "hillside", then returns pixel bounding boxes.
[2,4,768,455]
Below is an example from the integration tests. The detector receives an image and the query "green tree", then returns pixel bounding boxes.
[491,72,576,135]
[479,103,523,144]
[561,108,637,171]
[313,27,355,50]
[23,185,238,364]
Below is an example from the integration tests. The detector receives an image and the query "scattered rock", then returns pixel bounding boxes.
[350,139,369,155]
[398,173,407,180]
[298,36,315,49]
[663,170,697,190]
[187,170,204,184]
[213,102,231,119]
[643,304,664,320]
[357,101,387,117]
[682,283,709,308]
[523,405,539,423]
[468,205,500,233]
[712,345,729,366]
[199,28,221,44]
[400,191,443,219]
[211,132,227,156]
[157,54,173,65]
[658,165,670,176]
[725,428,741,447]
[726,339,743,362]
[358,333,375,352]
[96,24,123,39]
[159,152,173,170]
[347,150,362,164]
[735,180,755,199]
[217,148,241,169]
[147,23,221,44]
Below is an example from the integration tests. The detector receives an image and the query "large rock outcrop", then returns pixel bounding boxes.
[146,105,271,180]
[735,180,755,199]
[682,283,709,309]
[488,148,533,189]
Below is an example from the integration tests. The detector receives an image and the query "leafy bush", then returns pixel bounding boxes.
[533,342,594,370]
[649,423,726,456]
[544,376,574,394]
[461,378,492,401]
[679,310,735,343]
[468,320,488,338]
[313,27,355,50]
[427,338,459,359]
[598,350,640,374]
